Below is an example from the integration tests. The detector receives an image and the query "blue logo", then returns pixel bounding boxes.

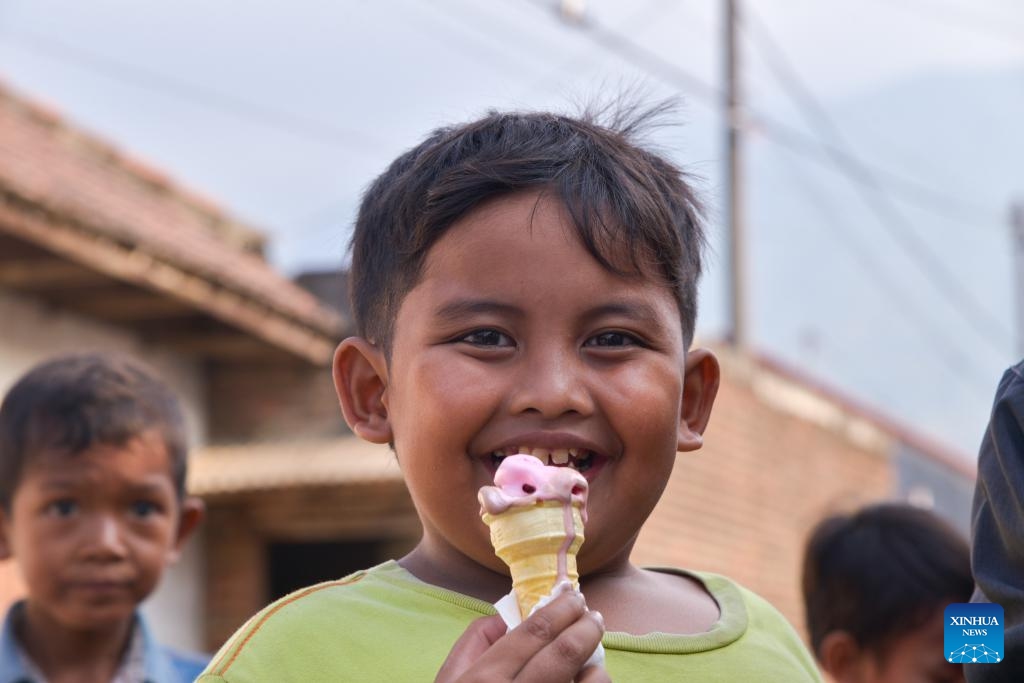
[945,603,1004,664]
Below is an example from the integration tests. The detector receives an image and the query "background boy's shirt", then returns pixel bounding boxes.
[968,360,1024,683]
[0,601,207,683]
[199,560,821,682]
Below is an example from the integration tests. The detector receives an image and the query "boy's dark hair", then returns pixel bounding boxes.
[802,503,972,660]
[0,353,188,509]
[350,102,706,354]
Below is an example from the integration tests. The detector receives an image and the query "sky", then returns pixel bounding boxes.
[0,0,1022,459]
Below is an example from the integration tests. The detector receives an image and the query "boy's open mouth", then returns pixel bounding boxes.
[488,447,598,473]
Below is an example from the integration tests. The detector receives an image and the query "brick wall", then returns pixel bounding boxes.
[207,361,345,443]
[633,353,895,640]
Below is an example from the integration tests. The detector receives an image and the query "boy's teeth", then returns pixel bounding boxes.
[508,447,578,466]
[528,448,550,462]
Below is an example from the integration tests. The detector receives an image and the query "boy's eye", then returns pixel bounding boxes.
[458,329,514,347]
[46,499,78,518]
[130,500,161,518]
[585,331,641,347]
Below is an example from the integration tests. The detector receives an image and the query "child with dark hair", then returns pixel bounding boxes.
[802,503,973,683]
[200,104,821,681]
[0,353,206,682]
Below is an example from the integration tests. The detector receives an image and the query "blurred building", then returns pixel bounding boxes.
[0,81,416,653]
[0,81,974,653]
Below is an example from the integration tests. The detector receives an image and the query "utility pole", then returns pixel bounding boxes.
[724,0,746,350]
[1013,202,1024,359]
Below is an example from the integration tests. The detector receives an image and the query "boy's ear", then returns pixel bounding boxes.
[818,630,866,683]
[677,347,720,452]
[333,337,393,444]
[168,496,204,563]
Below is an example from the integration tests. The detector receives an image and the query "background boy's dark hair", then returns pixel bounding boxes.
[0,352,189,509]
[349,101,706,354]
[802,502,972,660]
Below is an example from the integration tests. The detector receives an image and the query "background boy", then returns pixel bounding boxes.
[200,106,821,681]
[0,353,206,683]
[802,503,973,683]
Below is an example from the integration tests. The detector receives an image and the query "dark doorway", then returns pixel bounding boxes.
[267,540,383,601]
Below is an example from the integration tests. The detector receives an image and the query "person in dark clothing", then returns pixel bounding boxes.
[967,359,1024,682]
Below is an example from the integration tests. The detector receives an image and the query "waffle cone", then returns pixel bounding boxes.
[482,500,585,620]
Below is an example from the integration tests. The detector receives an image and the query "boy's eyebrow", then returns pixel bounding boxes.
[434,298,673,333]
[581,301,672,332]
[433,299,524,322]
[38,478,77,492]
[36,476,172,494]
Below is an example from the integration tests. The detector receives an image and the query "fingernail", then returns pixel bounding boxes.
[589,610,605,629]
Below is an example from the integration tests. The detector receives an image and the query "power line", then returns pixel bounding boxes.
[0,30,388,156]
[495,0,691,100]
[771,142,994,399]
[517,0,1004,228]
[741,4,1014,356]
[518,0,1011,355]
[400,0,554,78]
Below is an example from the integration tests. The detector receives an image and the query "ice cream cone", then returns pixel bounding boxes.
[483,500,585,619]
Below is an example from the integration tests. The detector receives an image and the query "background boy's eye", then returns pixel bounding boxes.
[130,500,160,518]
[459,329,513,347]
[586,331,640,347]
[46,499,78,518]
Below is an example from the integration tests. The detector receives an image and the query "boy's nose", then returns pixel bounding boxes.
[82,514,129,560]
[507,350,594,418]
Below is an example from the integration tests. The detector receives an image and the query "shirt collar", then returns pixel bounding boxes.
[0,602,33,683]
[0,602,181,683]
[136,615,182,683]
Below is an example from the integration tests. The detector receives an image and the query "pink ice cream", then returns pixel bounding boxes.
[478,454,589,520]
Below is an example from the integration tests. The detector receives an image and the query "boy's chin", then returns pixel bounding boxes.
[53,602,139,633]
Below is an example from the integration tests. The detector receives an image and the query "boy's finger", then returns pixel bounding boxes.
[500,590,588,663]
[434,614,508,682]
[575,664,612,683]
[515,609,605,682]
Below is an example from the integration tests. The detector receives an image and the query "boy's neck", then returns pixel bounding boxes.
[15,601,135,683]
[400,539,512,604]
[399,535,639,604]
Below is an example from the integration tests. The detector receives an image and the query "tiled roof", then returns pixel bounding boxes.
[0,80,345,345]
[188,437,402,495]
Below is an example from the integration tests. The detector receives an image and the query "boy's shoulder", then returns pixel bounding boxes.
[621,568,821,681]
[198,561,490,682]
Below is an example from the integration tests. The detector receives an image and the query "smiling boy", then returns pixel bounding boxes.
[0,353,205,683]
[200,106,820,681]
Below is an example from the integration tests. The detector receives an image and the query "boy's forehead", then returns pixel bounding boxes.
[23,432,175,481]
[399,194,684,337]
[421,192,660,284]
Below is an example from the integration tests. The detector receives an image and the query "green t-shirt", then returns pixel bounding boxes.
[199,560,821,682]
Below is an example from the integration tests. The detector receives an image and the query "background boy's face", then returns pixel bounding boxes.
[359,190,717,577]
[865,615,964,683]
[0,430,200,631]
[823,615,964,683]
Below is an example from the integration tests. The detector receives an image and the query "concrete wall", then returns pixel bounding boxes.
[0,289,208,652]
